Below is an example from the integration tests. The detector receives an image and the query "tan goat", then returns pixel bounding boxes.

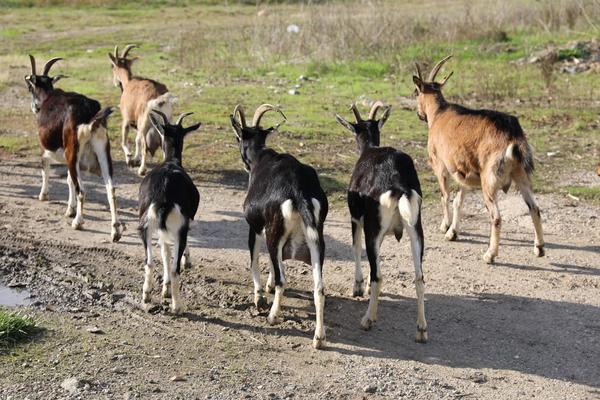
[413,55,544,263]
[108,44,175,176]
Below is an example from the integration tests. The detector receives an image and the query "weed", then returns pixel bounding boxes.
[0,308,37,349]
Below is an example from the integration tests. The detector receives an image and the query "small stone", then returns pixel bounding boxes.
[86,326,104,334]
[363,384,377,393]
[170,375,187,382]
[288,89,299,95]
[60,377,84,393]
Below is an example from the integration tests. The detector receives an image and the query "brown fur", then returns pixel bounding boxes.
[109,47,171,175]
[413,57,544,263]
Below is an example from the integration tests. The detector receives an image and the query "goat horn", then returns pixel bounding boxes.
[414,62,423,80]
[28,54,37,75]
[349,103,362,122]
[114,45,119,58]
[428,54,453,82]
[368,101,386,120]
[252,104,286,127]
[233,104,247,128]
[150,109,169,126]
[175,112,193,126]
[122,44,138,59]
[42,57,63,76]
[440,71,454,86]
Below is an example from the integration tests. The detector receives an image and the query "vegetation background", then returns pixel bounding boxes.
[0,0,598,203]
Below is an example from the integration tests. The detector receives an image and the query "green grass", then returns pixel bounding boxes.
[565,186,600,204]
[0,0,598,206]
[0,308,37,349]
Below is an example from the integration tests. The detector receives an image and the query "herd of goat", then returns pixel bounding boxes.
[23,46,544,349]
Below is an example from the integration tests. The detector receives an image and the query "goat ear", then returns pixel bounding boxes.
[149,113,165,139]
[52,74,67,84]
[230,115,242,142]
[378,106,391,130]
[335,114,355,133]
[412,75,423,92]
[24,75,35,87]
[108,53,117,66]
[183,122,202,135]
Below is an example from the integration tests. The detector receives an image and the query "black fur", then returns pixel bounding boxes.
[231,117,328,287]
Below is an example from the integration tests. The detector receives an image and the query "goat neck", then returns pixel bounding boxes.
[422,91,447,129]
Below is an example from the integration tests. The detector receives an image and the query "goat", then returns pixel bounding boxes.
[108,44,175,176]
[138,110,201,313]
[25,55,123,242]
[336,102,427,342]
[413,55,544,263]
[230,104,328,349]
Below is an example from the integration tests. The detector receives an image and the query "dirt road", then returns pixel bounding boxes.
[0,156,599,400]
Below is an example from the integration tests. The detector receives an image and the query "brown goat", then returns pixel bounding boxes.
[413,55,544,263]
[108,44,175,176]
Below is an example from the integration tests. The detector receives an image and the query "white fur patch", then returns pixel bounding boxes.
[281,199,295,221]
[76,123,93,145]
[504,143,516,161]
[379,190,397,209]
[305,226,319,243]
[399,190,421,227]
[311,198,321,225]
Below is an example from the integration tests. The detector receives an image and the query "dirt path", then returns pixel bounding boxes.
[0,156,599,400]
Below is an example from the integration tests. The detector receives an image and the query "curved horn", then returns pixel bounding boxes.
[175,112,193,126]
[350,103,362,122]
[122,44,138,59]
[28,55,36,75]
[414,62,423,80]
[150,109,169,126]
[428,54,453,82]
[233,104,247,128]
[440,71,454,86]
[368,100,385,120]
[252,104,286,127]
[42,57,63,76]
[114,45,119,59]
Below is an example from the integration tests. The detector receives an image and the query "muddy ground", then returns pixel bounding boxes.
[0,155,599,400]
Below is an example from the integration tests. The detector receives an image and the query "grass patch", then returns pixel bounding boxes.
[0,308,37,349]
[565,186,600,204]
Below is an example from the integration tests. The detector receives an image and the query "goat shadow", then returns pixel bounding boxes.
[185,289,600,389]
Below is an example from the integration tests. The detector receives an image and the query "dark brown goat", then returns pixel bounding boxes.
[25,55,123,242]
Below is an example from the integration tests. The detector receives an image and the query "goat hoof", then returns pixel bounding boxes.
[254,294,269,311]
[71,219,84,230]
[142,293,152,304]
[415,328,428,343]
[111,230,122,243]
[360,316,375,330]
[267,314,282,325]
[439,222,450,233]
[444,228,458,241]
[137,167,146,177]
[534,245,545,257]
[352,280,364,297]
[483,251,496,264]
[265,285,275,295]
[170,303,184,314]
[161,287,171,299]
[39,193,49,201]
[313,334,326,350]
[65,207,76,218]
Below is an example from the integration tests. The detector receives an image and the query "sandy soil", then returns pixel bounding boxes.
[0,155,599,400]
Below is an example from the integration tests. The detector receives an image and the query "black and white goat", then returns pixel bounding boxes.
[25,55,122,242]
[230,104,329,349]
[137,110,201,313]
[336,102,427,343]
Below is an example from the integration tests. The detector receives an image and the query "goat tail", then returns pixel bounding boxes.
[77,106,114,144]
[398,189,422,227]
[505,141,535,176]
[297,198,320,244]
